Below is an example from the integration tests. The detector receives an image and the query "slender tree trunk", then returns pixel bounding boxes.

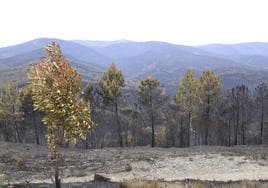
[14,122,22,143]
[148,92,155,148]
[32,111,40,145]
[151,111,155,147]
[241,112,245,145]
[85,130,91,149]
[180,115,184,147]
[4,121,9,142]
[234,104,239,145]
[194,129,197,146]
[115,100,123,147]
[228,119,231,147]
[204,97,210,145]
[125,122,129,147]
[171,128,176,147]
[53,152,61,188]
[187,112,191,147]
[260,95,264,144]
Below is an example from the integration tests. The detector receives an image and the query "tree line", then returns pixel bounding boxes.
[0,44,267,149]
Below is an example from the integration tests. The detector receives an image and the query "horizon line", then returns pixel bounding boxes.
[1,37,268,48]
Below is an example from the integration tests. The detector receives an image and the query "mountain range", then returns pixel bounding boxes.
[0,38,267,94]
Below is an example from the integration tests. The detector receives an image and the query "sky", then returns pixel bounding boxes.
[0,0,268,47]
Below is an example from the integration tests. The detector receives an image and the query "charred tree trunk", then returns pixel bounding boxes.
[53,152,61,188]
[187,112,191,147]
[241,112,245,145]
[260,95,264,144]
[32,110,40,145]
[204,97,210,145]
[14,122,22,143]
[151,111,155,147]
[228,119,231,147]
[234,105,239,145]
[3,121,10,142]
[180,115,184,147]
[148,92,155,148]
[115,100,123,147]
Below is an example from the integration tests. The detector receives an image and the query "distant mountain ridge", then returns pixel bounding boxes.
[199,42,268,56]
[0,38,268,93]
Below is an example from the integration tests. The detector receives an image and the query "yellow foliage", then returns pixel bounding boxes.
[175,70,198,114]
[139,76,160,106]
[28,43,95,153]
[100,63,125,101]
[198,70,222,104]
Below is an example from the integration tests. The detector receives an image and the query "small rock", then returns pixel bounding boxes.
[125,163,132,172]
[94,174,111,182]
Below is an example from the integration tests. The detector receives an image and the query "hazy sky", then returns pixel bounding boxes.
[1,0,268,47]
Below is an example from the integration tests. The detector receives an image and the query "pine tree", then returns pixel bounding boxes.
[229,85,252,145]
[0,82,23,142]
[198,70,221,145]
[238,85,251,145]
[255,82,268,144]
[28,43,95,188]
[100,63,125,147]
[176,70,197,147]
[19,87,40,145]
[139,76,161,147]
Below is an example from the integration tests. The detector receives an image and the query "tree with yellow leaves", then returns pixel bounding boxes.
[28,43,95,188]
[198,70,221,145]
[176,70,198,147]
[100,63,125,147]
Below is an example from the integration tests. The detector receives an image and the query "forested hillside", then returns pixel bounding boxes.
[1,38,268,93]
[0,42,267,149]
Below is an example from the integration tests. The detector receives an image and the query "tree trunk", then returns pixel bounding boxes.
[234,105,239,145]
[204,97,210,145]
[228,119,231,147]
[194,129,197,146]
[115,100,123,147]
[171,129,176,147]
[187,112,191,147]
[14,122,22,143]
[260,95,264,144]
[151,111,155,147]
[180,115,184,147]
[3,121,9,142]
[241,112,245,145]
[32,111,40,145]
[55,165,61,188]
[54,152,61,188]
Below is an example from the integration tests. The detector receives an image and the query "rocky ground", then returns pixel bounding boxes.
[0,142,268,186]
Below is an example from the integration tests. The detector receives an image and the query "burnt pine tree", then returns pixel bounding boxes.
[238,85,251,145]
[100,63,125,147]
[231,87,240,145]
[176,70,198,147]
[230,85,251,145]
[19,87,40,145]
[28,43,95,188]
[198,70,221,145]
[139,76,161,147]
[0,82,23,142]
[255,82,268,144]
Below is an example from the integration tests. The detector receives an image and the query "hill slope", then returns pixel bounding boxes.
[0,38,268,92]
